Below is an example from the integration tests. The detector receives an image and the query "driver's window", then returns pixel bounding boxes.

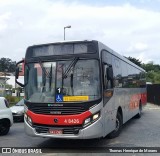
[104,65,108,89]
[104,65,113,90]
[102,50,113,90]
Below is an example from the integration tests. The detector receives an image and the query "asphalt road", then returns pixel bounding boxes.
[1,103,160,156]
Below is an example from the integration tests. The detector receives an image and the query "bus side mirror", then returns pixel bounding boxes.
[15,59,25,87]
[106,66,113,80]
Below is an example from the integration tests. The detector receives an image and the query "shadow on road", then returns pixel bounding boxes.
[38,137,109,148]
[36,112,146,149]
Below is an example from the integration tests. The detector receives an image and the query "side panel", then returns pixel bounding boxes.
[100,48,146,137]
[103,97,116,136]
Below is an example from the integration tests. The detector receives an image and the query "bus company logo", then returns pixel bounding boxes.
[54,118,58,123]
[48,104,63,107]
[48,104,53,107]
[50,111,61,114]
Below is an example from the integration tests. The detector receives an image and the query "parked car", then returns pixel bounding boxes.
[0,97,13,135]
[10,99,24,122]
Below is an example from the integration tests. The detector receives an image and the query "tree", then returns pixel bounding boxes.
[0,58,16,72]
[5,84,13,90]
[126,56,160,84]
[126,56,142,67]
[142,62,160,72]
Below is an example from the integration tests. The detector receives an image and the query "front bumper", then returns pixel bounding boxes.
[24,117,103,139]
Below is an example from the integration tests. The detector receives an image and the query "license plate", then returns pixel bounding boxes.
[49,129,63,135]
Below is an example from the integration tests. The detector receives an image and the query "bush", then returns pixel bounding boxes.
[5,95,20,105]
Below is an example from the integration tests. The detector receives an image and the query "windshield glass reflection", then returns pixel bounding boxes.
[25,59,100,103]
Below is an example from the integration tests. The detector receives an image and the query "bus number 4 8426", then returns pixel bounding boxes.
[64,119,80,124]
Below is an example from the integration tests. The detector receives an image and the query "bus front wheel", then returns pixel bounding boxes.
[108,112,122,139]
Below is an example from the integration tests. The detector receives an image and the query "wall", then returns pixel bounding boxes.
[147,84,160,105]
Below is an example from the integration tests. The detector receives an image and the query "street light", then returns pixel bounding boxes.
[64,25,71,40]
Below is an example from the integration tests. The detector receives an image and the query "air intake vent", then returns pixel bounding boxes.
[29,104,86,115]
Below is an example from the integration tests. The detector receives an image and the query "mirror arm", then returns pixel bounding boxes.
[15,79,25,87]
[16,59,24,66]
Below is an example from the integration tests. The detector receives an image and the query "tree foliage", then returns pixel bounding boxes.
[127,56,142,67]
[0,57,16,72]
[126,57,160,84]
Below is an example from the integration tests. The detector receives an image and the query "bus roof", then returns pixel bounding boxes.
[30,40,94,47]
[97,40,145,72]
[27,40,145,72]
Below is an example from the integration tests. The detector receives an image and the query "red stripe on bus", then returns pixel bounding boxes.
[129,92,147,110]
[27,110,92,126]
[141,92,147,105]
[129,94,140,110]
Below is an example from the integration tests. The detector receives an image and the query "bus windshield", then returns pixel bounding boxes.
[25,59,101,103]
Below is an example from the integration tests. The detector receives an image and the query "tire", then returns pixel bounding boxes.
[108,112,122,139]
[0,121,10,136]
[135,103,142,118]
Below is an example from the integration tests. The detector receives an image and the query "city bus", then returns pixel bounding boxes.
[15,40,146,139]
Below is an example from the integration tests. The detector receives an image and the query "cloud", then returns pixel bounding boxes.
[0,0,160,64]
[0,12,11,32]
[127,42,149,53]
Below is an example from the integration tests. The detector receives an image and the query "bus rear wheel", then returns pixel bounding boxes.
[108,112,122,139]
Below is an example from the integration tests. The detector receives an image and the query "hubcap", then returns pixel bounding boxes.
[115,118,120,131]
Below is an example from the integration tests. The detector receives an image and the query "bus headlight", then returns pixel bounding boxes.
[93,112,100,120]
[83,111,100,127]
[84,118,91,125]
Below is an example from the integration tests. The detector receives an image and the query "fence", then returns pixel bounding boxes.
[147,84,160,105]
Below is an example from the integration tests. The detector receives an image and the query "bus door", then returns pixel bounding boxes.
[103,62,115,134]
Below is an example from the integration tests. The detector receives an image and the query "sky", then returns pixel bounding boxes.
[0,0,160,64]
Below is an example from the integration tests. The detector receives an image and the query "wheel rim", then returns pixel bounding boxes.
[115,118,120,131]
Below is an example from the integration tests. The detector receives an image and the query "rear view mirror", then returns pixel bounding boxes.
[15,59,25,87]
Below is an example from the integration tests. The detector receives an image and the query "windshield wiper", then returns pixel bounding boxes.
[37,57,50,77]
[49,64,52,91]
[61,57,79,96]
[37,57,52,92]
[62,57,79,79]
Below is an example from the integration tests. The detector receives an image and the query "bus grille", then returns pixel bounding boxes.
[30,105,86,115]
[33,124,81,135]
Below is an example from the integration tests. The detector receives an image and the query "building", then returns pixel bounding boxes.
[0,76,10,96]
[0,73,24,97]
